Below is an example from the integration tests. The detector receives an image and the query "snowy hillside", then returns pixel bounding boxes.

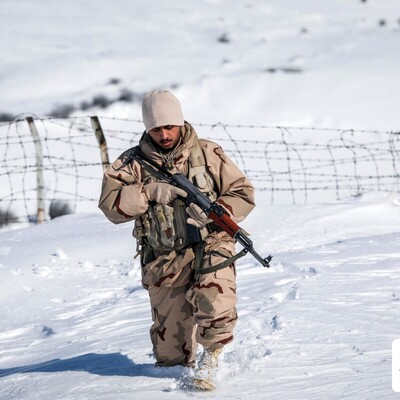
[1,0,400,130]
[1,0,400,399]
[1,193,400,399]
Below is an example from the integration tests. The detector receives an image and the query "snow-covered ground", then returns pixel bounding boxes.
[1,192,400,399]
[1,0,400,130]
[1,0,400,398]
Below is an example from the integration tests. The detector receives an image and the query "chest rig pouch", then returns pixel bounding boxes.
[133,141,218,257]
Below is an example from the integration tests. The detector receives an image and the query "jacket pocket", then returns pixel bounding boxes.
[142,247,195,288]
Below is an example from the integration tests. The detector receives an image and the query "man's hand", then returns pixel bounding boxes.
[186,203,212,228]
[143,182,187,204]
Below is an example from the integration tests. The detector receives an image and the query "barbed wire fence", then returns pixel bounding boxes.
[0,115,399,227]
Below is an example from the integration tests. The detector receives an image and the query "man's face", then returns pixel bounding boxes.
[148,125,181,150]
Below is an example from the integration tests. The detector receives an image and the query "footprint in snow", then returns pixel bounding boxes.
[51,248,68,259]
[271,286,299,303]
[32,265,52,277]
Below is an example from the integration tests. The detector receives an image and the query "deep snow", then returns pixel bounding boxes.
[1,0,400,130]
[1,0,400,399]
[1,193,400,399]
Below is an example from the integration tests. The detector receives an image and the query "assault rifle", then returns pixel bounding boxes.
[121,147,272,268]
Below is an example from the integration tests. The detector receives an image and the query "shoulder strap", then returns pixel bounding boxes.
[187,140,217,198]
[189,139,206,168]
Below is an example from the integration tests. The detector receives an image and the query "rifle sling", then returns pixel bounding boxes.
[193,245,247,275]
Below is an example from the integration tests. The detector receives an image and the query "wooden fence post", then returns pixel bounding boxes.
[91,116,110,172]
[26,116,45,224]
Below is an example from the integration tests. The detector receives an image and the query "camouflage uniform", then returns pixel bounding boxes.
[99,123,255,366]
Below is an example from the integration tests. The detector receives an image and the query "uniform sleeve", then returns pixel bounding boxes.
[201,140,255,223]
[98,151,149,224]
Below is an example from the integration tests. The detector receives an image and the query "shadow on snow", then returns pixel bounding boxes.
[0,352,182,379]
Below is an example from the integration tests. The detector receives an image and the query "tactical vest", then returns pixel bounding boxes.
[133,140,218,256]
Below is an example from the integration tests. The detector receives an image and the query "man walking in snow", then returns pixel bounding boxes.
[98,89,255,390]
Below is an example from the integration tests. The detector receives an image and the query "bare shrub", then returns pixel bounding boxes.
[49,200,73,220]
[49,104,76,118]
[0,208,18,227]
[0,112,15,122]
[92,95,112,109]
[118,88,135,102]
[217,33,230,43]
[108,77,121,85]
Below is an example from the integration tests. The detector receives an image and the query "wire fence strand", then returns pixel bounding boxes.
[0,116,399,227]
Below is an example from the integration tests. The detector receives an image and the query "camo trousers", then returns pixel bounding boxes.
[141,233,238,367]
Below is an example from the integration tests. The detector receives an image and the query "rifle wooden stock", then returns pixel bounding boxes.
[208,210,240,238]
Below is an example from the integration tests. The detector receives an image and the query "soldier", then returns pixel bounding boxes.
[98,89,255,390]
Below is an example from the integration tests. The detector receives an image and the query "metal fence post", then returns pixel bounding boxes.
[26,116,45,224]
[91,116,110,172]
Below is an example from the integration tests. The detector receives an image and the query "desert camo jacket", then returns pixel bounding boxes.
[98,122,255,264]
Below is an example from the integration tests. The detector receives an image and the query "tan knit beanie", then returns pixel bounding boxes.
[142,89,184,132]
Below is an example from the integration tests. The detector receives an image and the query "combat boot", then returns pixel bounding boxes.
[193,347,223,390]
